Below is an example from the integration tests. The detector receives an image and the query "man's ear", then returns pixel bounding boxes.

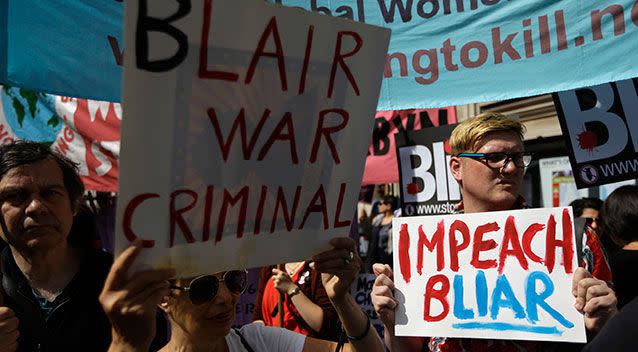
[450,156,463,183]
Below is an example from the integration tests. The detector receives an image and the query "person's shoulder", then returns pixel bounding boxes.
[372,214,384,226]
[236,323,305,350]
[237,322,279,337]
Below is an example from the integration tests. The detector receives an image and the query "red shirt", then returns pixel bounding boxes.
[260,264,312,336]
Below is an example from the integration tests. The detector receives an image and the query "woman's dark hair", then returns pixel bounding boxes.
[569,197,603,217]
[600,185,638,247]
[381,195,397,212]
[0,140,85,206]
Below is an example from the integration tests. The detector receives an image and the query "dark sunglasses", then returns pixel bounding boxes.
[170,270,248,305]
[456,152,533,169]
[585,217,599,228]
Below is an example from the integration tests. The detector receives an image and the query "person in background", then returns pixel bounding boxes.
[599,185,638,310]
[100,238,385,352]
[252,260,342,341]
[365,195,396,273]
[357,210,371,264]
[569,197,602,232]
[568,197,612,282]
[371,113,617,352]
[369,185,387,218]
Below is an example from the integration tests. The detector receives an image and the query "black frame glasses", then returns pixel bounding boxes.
[170,270,248,305]
[456,152,533,169]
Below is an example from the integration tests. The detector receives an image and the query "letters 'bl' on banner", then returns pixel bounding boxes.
[116,0,390,276]
[392,207,586,343]
[553,78,638,189]
[396,124,460,216]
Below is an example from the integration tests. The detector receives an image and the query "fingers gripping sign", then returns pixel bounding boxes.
[371,264,397,328]
[571,267,618,334]
[99,242,176,350]
[311,237,361,300]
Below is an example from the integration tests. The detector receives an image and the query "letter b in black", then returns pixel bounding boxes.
[136,0,191,72]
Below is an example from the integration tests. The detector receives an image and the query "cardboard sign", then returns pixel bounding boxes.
[116,0,390,276]
[362,108,456,185]
[396,124,460,216]
[392,207,586,343]
[350,273,385,338]
[553,78,638,188]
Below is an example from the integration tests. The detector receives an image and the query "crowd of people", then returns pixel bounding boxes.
[0,112,635,351]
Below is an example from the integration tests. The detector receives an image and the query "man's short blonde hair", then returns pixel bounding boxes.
[449,112,526,154]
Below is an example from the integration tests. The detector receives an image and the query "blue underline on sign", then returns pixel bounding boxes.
[452,322,563,335]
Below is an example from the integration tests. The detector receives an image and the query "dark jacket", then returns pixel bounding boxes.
[0,247,113,352]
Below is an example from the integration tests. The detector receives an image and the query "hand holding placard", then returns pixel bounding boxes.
[571,267,617,334]
[371,263,397,328]
[311,237,361,302]
[99,243,175,351]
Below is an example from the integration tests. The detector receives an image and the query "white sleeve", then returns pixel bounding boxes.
[239,323,306,352]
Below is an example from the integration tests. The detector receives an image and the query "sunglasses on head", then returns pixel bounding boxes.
[170,270,248,305]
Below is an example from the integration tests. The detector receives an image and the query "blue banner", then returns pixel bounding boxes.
[2,0,123,102]
[2,0,638,109]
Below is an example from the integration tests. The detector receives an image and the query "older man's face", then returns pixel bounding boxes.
[0,159,75,252]
[451,130,526,212]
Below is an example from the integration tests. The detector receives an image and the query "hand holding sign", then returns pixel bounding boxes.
[571,267,617,334]
[99,243,176,351]
[311,237,361,302]
[371,264,397,328]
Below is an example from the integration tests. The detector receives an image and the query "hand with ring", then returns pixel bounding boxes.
[311,237,361,302]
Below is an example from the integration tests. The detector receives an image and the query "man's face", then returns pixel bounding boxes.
[450,130,526,212]
[0,159,75,252]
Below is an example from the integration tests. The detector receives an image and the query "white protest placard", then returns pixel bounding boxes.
[116,0,390,276]
[393,207,586,343]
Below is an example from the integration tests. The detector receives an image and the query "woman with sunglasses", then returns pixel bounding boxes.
[100,237,384,352]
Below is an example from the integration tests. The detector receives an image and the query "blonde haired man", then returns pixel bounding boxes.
[371,113,617,352]
[448,112,529,213]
